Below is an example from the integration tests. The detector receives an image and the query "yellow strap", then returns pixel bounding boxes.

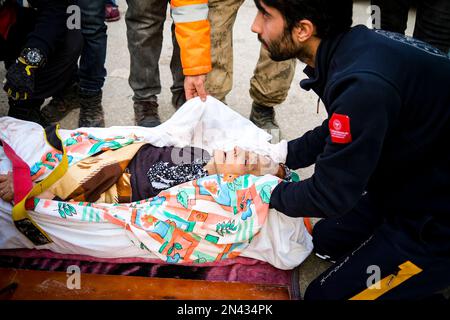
[24,64,37,76]
[350,261,423,300]
[12,125,69,245]
[18,57,38,76]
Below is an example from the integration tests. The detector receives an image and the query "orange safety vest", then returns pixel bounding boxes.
[171,0,212,76]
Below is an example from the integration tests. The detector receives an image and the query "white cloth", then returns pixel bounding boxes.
[0,97,313,270]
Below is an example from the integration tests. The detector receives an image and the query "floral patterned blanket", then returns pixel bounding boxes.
[1,107,312,270]
[33,173,281,264]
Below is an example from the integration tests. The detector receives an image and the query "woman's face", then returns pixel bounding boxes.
[211,147,273,176]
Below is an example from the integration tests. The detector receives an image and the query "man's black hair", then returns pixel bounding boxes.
[255,0,353,39]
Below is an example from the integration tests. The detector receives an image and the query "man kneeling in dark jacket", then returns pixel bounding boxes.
[251,0,450,300]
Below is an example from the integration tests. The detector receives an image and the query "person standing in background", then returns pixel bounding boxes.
[125,0,211,127]
[371,0,450,55]
[206,0,296,137]
[41,0,109,127]
[1,0,82,126]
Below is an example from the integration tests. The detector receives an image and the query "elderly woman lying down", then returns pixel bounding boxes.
[0,141,308,269]
[0,144,289,204]
[0,99,312,270]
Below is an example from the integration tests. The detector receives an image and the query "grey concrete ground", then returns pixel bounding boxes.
[0,1,418,298]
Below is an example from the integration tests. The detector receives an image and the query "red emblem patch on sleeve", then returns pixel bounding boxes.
[329,113,352,144]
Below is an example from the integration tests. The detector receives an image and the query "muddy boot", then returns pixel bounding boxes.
[172,89,187,110]
[40,82,81,124]
[79,89,105,127]
[133,100,161,127]
[249,102,280,129]
[249,102,282,142]
[8,98,49,127]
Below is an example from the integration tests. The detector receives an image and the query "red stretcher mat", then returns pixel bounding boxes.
[0,249,301,300]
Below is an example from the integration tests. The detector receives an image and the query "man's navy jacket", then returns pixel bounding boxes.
[270,26,450,232]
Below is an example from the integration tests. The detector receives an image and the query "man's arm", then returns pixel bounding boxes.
[3,0,70,100]
[285,119,329,170]
[171,0,211,101]
[270,74,400,218]
[26,0,70,58]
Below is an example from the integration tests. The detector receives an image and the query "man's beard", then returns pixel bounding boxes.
[259,28,310,62]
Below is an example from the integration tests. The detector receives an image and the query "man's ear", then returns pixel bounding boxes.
[293,19,316,43]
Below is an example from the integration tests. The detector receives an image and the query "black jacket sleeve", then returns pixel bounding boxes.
[25,0,70,58]
[285,119,329,170]
[270,73,401,218]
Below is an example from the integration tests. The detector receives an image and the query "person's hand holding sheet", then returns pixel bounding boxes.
[184,74,207,101]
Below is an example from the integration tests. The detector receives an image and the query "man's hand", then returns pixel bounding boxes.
[0,172,14,203]
[184,74,207,102]
[244,148,281,177]
[4,59,36,100]
[3,48,45,101]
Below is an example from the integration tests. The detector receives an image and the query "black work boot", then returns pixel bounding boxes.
[249,102,282,142]
[40,82,81,124]
[78,89,105,127]
[133,100,161,127]
[8,98,49,127]
[249,102,280,129]
[172,89,187,110]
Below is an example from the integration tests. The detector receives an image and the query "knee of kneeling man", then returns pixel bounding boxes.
[304,278,333,300]
[311,219,331,247]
